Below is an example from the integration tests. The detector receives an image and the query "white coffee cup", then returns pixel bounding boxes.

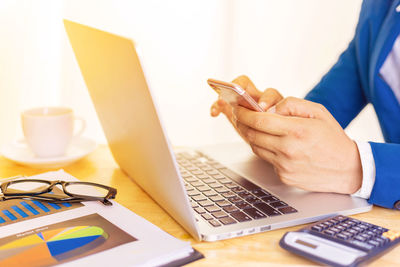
[21,107,86,158]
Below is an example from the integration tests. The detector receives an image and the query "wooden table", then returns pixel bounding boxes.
[1,145,400,266]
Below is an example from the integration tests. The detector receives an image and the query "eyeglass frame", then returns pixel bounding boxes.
[0,179,117,206]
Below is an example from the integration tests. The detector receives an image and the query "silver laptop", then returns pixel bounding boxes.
[64,20,371,242]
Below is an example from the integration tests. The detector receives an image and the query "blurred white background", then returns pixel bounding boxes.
[0,0,384,148]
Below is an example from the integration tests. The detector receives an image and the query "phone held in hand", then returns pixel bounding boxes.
[207,78,264,112]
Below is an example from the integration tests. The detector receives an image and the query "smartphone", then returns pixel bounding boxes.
[207,78,264,112]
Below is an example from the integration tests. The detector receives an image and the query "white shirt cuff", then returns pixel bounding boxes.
[351,141,376,199]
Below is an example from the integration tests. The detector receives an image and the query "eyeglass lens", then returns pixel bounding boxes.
[65,184,110,198]
[6,181,50,194]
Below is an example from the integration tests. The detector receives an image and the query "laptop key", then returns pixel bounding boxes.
[215,187,229,193]
[197,185,210,192]
[197,174,210,179]
[225,183,240,189]
[216,200,232,207]
[223,206,239,213]
[219,217,237,225]
[202,178,216,184]
[206,170,219,175]
[190,181,203,187]
[203,190,218,197]
[238,192,252,199]
[209,183,223,189]
[210,195,225,202]
[229,196,243,204]
[205,205,221,213]
[209,219,221,227]
[244,208,267,219]
[261,196,279,203]
[230,211,252,222]
[212,211,228,219]
[254,203,281,216]
[194,207,206,214]
[269,201,288,208]
[198,200,214,207]
[246,196,262,204]
[232,187,245,193]
[236,202,252,210]
[218,168,260,190]
[185,177,198,183]
[278,206,297,214]
[222,192,236,198]
[211,174,225,179]
[202,213,214,220]
[192,195,207,202]
[187,190,200,196]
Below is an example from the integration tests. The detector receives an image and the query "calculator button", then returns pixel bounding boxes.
[367,240,380,247]
[374,236,389,245]
[347,229,358,235]
[330,227,341,234]
[340,223,351,228]
[382,230,400,241]
[324,230,335,236]
[327,219,339,225]
[336,233,349,240]
[350,240,374,251]
[323,222,334,228]
[354,235,367,242]
[311,225,323,232]
[314,224,326,230]
[336,225,345,231]
[342,232,354,238]
[334,215,348,222]
[352,226,364,232]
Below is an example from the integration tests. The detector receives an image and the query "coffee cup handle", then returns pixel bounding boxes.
[73,117,86,137]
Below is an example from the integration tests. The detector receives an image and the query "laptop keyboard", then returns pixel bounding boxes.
[175,151,297,228]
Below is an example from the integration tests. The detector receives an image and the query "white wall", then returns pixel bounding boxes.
[0,0,383,149]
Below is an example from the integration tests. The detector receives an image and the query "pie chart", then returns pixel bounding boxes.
[0,226,108,267]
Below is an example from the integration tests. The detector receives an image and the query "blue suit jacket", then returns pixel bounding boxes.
[305,0,400,209]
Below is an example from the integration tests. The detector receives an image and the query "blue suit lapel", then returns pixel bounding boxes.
[370,0,400,92]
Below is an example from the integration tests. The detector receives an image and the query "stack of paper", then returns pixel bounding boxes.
[0,170,202,267]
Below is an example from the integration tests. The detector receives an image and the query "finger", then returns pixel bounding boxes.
[210,101,221,117]
[275,97,327,119]
[234,105,299,136]
[258,88,283,111]
[250,144,277,164]
[232,75,261,100]
[236,121,282,153]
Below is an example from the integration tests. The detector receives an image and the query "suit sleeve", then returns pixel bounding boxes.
[368,142,400,208]
[305,38,367,128]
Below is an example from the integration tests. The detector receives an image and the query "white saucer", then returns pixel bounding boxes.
[1,137,97,169]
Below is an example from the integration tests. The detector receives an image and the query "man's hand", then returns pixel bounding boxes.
[234,97,362,194]
[210,75,283,142]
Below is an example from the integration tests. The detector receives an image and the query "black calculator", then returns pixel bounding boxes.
[279,215,400,266]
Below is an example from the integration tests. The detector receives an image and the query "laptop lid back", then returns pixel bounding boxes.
[64,20,200,240]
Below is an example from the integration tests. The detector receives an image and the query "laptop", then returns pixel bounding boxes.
[64,20,371,241]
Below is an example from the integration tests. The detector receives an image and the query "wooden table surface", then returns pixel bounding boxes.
[1,145,400,266]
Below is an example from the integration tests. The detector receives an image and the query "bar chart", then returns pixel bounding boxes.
[0,199,83,226]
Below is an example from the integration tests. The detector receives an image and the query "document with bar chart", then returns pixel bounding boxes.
[0,194,83,227]
[0,170,198,267]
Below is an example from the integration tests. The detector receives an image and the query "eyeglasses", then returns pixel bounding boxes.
[0,179,117,206]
